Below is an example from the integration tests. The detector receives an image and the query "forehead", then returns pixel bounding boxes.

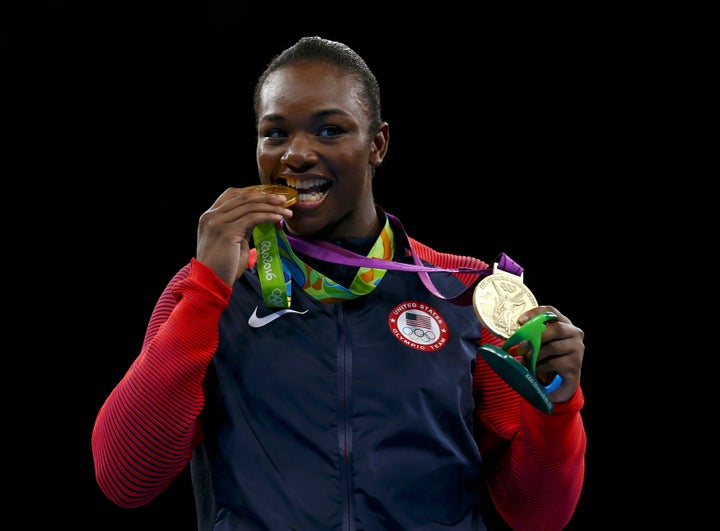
[258,62,366,117]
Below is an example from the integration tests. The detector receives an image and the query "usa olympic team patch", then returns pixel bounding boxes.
[388,301,449,351]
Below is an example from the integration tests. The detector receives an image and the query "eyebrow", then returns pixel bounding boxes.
[260,108,352,122]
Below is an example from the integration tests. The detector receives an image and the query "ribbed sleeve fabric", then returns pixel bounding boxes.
[91,259,232,508]
[411,238,586,531]
[473,302,586,531]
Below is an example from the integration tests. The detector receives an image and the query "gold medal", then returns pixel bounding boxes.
[247,184,298,207]
[473,264,538,339]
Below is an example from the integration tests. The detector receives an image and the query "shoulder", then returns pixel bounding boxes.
[408,236,488,270]
[407,237,490,288]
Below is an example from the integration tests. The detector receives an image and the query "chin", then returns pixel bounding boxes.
[284,219,318,238]
[285,216,339,240]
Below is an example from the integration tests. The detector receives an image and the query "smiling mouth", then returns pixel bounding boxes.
[277,177,332,203]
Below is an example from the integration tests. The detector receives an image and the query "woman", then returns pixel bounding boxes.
[92,36,586,530]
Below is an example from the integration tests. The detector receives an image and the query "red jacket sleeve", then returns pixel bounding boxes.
[91,259,232,508]
[474,328,586,531]
[408,237,586,530]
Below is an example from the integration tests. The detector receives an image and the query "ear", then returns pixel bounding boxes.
[369,122,390,167]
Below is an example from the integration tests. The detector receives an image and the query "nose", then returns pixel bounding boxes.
[280,133,319,171]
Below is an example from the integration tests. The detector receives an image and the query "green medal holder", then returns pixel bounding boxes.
[478,311,562,414]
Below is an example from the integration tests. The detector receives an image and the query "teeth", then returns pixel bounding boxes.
[283,178,329,190]
[298,191,325,202]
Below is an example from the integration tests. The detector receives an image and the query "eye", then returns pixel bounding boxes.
[264,128,287,139]
[318,125,342,137]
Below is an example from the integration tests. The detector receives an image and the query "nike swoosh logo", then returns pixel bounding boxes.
[248,306,309,328]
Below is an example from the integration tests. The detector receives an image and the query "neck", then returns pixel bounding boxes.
[286,205,384,241]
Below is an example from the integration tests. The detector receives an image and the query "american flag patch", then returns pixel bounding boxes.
[406,312,432,329]
[388,301,449,351]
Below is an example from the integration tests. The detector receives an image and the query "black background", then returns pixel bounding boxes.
[9,1,706,529]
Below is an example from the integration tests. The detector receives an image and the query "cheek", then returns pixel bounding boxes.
[335,146,369,167]
[256,149,275,175]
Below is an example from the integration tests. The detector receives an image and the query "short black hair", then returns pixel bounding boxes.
[253,36,383,135]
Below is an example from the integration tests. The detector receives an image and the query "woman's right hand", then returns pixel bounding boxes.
[196,186,294,286]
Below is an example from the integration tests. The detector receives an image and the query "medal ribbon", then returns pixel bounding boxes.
[254,212,523,307]
[276,217,394,303]
[285,213,523,305]
[252,222,291,308]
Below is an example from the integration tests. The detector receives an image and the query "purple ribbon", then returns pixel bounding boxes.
[285,213,523,305]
